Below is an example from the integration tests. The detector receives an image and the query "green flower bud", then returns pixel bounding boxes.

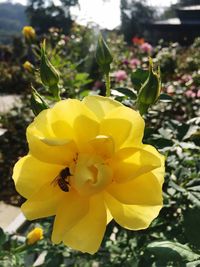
[137,58,161,115]
[40,40,60,88]
[30,88,49,116]
[95,34,113,74]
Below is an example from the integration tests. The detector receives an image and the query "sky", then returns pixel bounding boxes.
[0,0,178,29]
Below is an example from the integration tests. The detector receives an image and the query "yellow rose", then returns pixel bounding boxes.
[13,96,164,254]
[22,26,36,41]
[27,227,43,245]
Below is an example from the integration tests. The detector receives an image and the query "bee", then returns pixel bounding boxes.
[51,167,71,192]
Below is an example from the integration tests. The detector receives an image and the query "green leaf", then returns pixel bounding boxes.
[183,207,200,248]
[0,227,6,247]
[159,93,173,102]
[112,87,137,99]
[146,241,200,262]
[131,69,148,91]
[30,88,49,116]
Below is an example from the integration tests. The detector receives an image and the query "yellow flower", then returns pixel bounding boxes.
[26,227,43,245]
[13,96,164,254]
[22,26,36,41]
[23,61,34,72]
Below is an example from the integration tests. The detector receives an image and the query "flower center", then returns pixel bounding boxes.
[70,153,113,196]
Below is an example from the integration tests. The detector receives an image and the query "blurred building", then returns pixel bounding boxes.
[151,5,200,44]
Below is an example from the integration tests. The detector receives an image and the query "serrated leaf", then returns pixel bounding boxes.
[146,241,200,262]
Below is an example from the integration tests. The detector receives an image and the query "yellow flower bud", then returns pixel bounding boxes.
[22,26,36,41]
[26,227,43,245]
[23,61,34,73]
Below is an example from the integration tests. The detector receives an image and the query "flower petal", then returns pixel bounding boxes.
[107,171,163,205]
[110,145,162,183]
[27,108,77,164]
[62,194,107,254]
[100,106,145,149]
[13,154,63,198]
[87,135,115,159]
[105,192,162,230]
[83,95,122,121]
[21,183,65,220]
[52,191,89,244]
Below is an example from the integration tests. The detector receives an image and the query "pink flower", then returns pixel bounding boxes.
[181,74,192,83]
[185,90,196,98]
[140,42,153,53]
[166,85,175,95]
[113,70,128,82]
[197,89,200,98]
[129,58,141,68]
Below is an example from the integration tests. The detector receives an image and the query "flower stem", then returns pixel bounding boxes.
[105,72,111,97]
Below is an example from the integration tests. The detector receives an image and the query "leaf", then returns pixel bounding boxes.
[159,93,173,102]
[131,69,148,91]
[182,125,199,140]
[158,128,173,139]
[183,207,200,248]
[0,227,6,247]
[113,87,137,99]
[146,241,200,262]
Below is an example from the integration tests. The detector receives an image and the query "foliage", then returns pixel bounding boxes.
[120,0,155,43]
[26,0,79,34]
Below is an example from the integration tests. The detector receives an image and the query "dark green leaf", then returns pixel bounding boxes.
[146,241,200,262]
[113,87,137,99]
[183,207,200,248]
[131,69,148,91]
[159,93,173,102]
[0,227,6,247]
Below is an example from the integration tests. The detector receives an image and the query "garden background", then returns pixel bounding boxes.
[0,0,200,266]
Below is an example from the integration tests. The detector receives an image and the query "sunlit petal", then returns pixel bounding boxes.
[83,95,122,121]
[100,106,145,149]
[13,154,63,198]
[105,192,162,230]
[62,194,107,254]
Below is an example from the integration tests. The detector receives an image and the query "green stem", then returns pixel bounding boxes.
[105,72,111,97]
[13,244,27,253]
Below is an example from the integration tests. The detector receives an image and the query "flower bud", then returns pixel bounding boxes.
[137,58,161,115]
[26,227,43,245]
[95,34,113,74]
[40,40,60,88]
[22,26,36,41]
[30,88,49,116]
[23,61,34,73]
